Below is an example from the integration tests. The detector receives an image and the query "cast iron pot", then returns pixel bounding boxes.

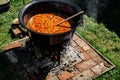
[19,0,83,47]
[0,0,10,13]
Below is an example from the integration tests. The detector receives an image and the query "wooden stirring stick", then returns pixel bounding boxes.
[55,11,84,26]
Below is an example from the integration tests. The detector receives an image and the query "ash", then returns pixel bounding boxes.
[49,45,82,76]
[60,45,81,65]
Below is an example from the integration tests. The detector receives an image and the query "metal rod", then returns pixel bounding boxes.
[55,11,84,26]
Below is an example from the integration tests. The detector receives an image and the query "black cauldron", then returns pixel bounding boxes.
[19,0,83,47]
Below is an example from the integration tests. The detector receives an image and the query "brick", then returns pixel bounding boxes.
[46,75,59,80]
[70,69,95,80]
[77,52,91,61]
[82,44,92,51]
[71,40,78,48]
[86,49,99,58]
[76,47,85,53]
[58,67,79,80]
[73,34,80,41]
[75,39,87,48]
[46,68,60,80]
[75,59,97,72]
[92,56,104,64]
[3,41,21,51]
[91,62,107,75]
[72,59,83,66]
[46,71,56,79]
[73,34,88,48]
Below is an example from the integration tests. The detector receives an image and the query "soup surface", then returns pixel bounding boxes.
[26,13,71,34]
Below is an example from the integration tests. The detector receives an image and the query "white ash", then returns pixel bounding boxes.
[50,45,82,75]
[60,45,82,66]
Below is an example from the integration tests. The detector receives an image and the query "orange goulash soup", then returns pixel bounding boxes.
[26,13,71,34]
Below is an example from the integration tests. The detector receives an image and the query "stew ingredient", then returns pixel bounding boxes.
[26,13,71,34]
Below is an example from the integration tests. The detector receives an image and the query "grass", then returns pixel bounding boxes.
[0,0,120,80]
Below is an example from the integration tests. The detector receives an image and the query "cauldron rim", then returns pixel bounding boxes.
[19,0,82,36]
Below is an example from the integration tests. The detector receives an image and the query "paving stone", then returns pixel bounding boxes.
[86,49,100,58]
[71,40,78,48]
[91,62,107,75]
[75,38,87,48]
[46,75,59,80]
[72,59,83,66]
[78,52,91,61]
[92,56,105,64]
[70,69,95,80]
[76,47,85,53]
[46,71,56,79]
[3,41,22,51]
[73,34,80,41]
[82,44,92,51]
[58,67,79,80]
[75,59,97,72]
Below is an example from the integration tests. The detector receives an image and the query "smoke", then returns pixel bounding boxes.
[72,0,109,19]
[86,0,109,19]
[86,0,99,18]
